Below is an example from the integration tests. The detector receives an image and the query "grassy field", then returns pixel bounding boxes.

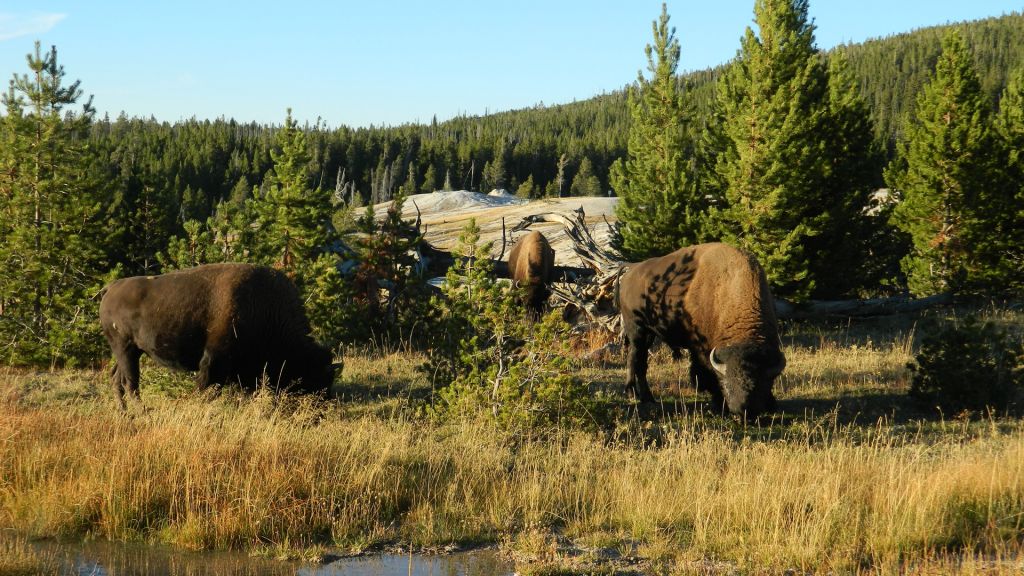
[1,305,1023,575]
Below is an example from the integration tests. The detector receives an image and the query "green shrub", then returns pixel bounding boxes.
[421,219,606,430]
[909,316,1023,414]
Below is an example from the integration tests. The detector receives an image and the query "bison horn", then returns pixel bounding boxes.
[709,348,727,376]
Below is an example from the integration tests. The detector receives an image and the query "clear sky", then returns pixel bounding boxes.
[1,1,1021,128]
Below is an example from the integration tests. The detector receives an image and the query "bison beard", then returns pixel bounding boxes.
[616,243,786,418]
[99,263,335,409]
[507,230,555,319]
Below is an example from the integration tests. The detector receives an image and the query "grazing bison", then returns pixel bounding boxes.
[99,263,336,409]
[616,243,785,418]
[507,231,555,318]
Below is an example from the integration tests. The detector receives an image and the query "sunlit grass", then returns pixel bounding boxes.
[0,306,1022,574]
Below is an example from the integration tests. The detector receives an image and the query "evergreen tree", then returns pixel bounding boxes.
[886,31,998,296]
[180,183,207,222]
[422,218,598,430]
[400,161,417,196]
[709,0,831,301]
[569,156,603,196]
[991,68,1024,293]
[159,219,216,270]
[247,109,334,275]
[206,198,253,263]
[811,50,888,297]
[421,163,438,194]
[351,192,428,339]
[0,43,108,364]
[516,174,537,199]
[611,3,706,260]
[480,140,509,192]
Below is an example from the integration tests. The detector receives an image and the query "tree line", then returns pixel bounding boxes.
[1,2,1022,367]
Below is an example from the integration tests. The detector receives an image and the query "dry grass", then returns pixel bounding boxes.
[1,307,1023,574]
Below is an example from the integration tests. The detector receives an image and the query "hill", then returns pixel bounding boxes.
[80,13,1024,252]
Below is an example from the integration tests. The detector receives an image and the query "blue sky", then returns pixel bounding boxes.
[1,1,1021,128]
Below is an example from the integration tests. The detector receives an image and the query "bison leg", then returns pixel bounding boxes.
[624,330,656,403]
[689,350,725,413]
[111,344,142,410]
[196,348,231,391]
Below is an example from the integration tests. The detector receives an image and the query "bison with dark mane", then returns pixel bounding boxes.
[507,230,555,318]
[99,263,336,409]
[616,243,785,418]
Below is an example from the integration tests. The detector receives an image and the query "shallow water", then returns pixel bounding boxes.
[20,538,514,576]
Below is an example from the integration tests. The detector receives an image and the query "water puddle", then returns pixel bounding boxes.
[13,537,514,576]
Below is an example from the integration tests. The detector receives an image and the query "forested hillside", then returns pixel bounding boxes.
[840,12,1024,146]
[85,12,1024,223]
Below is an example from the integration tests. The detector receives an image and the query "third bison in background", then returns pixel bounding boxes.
[507,230,555,318]
[616,242,786,418]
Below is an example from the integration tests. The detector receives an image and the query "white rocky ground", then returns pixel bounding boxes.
[371,190,619,266]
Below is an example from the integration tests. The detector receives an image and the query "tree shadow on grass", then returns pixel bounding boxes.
[587,364,1002,445]
[333,374,434,404]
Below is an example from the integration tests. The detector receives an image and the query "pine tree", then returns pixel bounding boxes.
[810,50,887,297]
[242,110,355,347]
[611,3,706,260]
[0,42,108,364]
[886,31,998,296]
[247,109,334,275]
[421,163,438,194]
[516,174,537,199]
[400,161,417,196]
[991,68,1024,293]
[709,0,831,301]
[158,219,215,270]
[481,139,508,192]
[351,192,427,338]
[569,156,603,196]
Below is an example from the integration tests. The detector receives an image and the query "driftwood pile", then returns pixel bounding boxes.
[511,207,626,332]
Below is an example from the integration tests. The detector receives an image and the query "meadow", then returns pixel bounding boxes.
[1,305,1022,575]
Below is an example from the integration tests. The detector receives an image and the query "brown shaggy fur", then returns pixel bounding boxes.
[507,231,555,318]
[99,263,335,409]
[616,243,785,417]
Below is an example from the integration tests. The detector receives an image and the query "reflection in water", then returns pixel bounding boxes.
[19,537,513,576]
[303,553,511,576]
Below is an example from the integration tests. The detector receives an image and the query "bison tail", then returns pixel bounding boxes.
[613,266,628,310]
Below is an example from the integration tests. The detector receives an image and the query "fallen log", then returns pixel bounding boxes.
[773,292,953,320]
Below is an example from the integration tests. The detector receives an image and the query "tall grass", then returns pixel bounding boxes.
[1,379,1022,572]
[1,309,1022,573]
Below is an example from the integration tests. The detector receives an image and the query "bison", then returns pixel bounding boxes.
[507,230,555,318]
[99,263,336,409]
[616,243,785,418]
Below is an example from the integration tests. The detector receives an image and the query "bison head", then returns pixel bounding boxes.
[283,345,338,395]
[709,343,785,418]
